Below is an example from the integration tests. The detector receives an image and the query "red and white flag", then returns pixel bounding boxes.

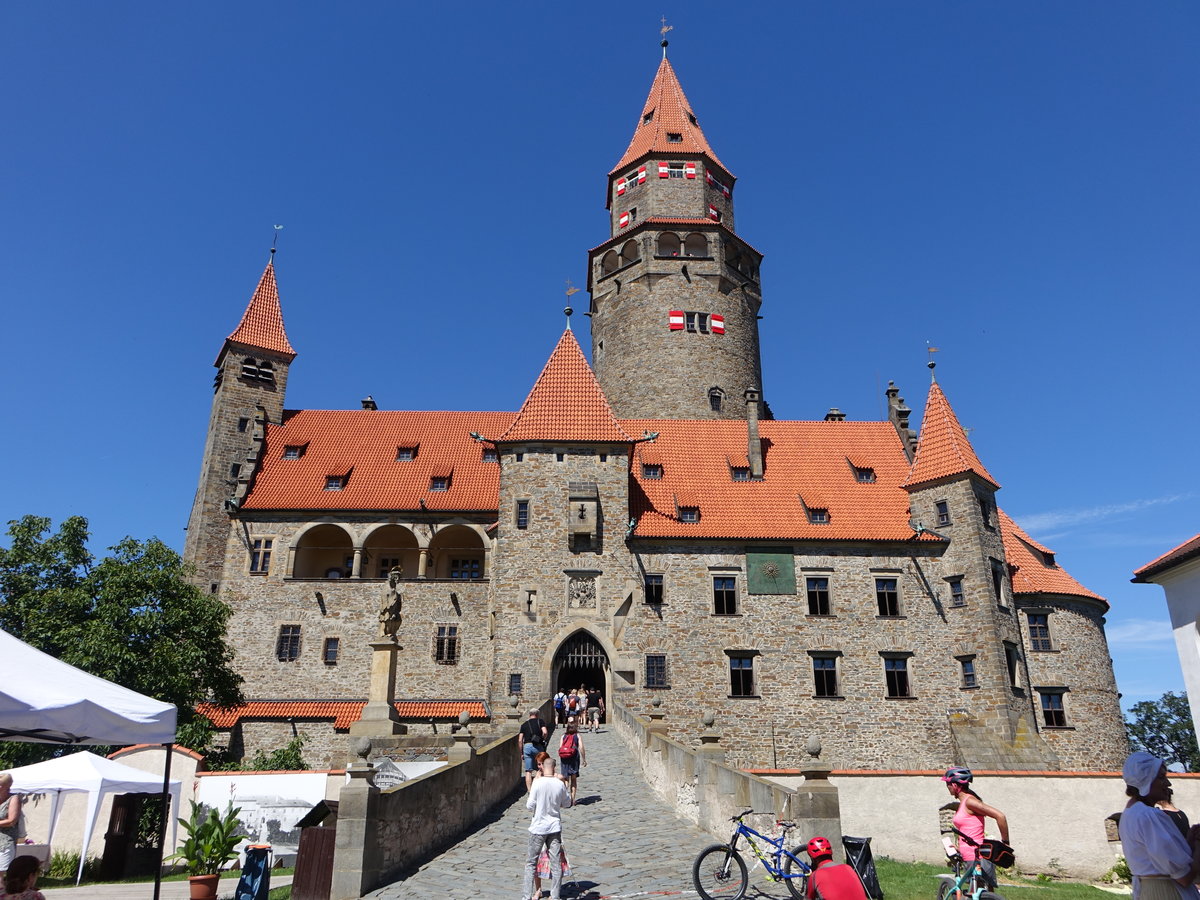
[708,205,721,221]
[706,171,731,197]
[712,315,726,334]
[668,310,685,330]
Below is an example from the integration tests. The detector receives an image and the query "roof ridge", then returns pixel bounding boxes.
[222,260,296,360]
[902,381,999,490]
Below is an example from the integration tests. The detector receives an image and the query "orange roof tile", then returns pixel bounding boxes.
[222,261,296,361]
[998,509,1105,604]
[902,381,999,490]
[611,57,729,175]
[196,700,489,730]
[623,418,942,541]
[1133,532,1200,582]
[241,410,516,511]
[497,330,632,443]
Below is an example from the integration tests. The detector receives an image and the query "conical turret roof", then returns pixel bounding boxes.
[902,381,999,490]
[611,57,728,175]
[498,329,632,443]
[222,260,296,360]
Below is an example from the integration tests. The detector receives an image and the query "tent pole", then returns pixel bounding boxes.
[152,743,172,900]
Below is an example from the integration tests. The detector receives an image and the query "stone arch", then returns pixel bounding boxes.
[546,627,614,712]
[684,232,707,257]
[619,240,640,267]
[601,249,619,274]
[428,524,486,579]
[657,232,681,256]
[292,523,354,579]
[362,524,420,579]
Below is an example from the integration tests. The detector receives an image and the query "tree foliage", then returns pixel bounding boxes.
[0,515,243,766]
[1126,690,1200,772]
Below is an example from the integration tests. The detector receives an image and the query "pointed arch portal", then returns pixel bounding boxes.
[553,631,610,702]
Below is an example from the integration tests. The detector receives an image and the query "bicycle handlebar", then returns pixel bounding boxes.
[731,808,755,821]
[945,826,981,848]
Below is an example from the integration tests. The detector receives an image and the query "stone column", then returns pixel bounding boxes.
[417,548,429,579]
[351,547,363,578]
[349,641,407,736]
[330,739,380,900]
[646,697,668,747]
[794,737,844,863]
[447,711,475,764]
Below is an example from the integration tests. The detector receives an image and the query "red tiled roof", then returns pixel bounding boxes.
[1133,533,1200,582]
[902,381,999,490]
[497,330,632,443]
[241,410,516,511]
[623,419,943,541]
[998,509,1105,604]
[611,57,729,175]
[196,700,489,730]
[221,261,296,361]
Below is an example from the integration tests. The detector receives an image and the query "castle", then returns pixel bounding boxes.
[185,48,1127,772]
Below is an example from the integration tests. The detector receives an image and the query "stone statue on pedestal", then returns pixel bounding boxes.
[379,566,404,642]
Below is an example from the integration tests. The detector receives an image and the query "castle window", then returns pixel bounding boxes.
[509,673,523,695]
[516,500,530,529]
[619,240,640,266]
[644,573,664,604]
[430,476,450,491]
[556,453,564,462]
[324,475,345,491]
[257,361,275,384]
[959,656,977,689]
[230,463,241,479]
[731,467,751,481]
[600,453,608,462]
[323,637,340,665]
[728,653,756,697]
[811,654,839,698]
[684,312,709,333]
[515,452,524,462]
[806,577,831,616]
[241,358,258,379]
[808,508,829,525]
[687,111,697,125]
[668,161,685,178]
[283,445,305,459]
[276,625,301,662]
[709,389,724,412]
[1028,613,1053,651]
[643,111,654,124]
[249,539,272,574]
[657,232,682,256]
[948,578,965,606]
[991,558,1007,604]
[434,624,460,664]
[977,493,994,529]
[875,578,900,616]
[679,506,700,523]
[882,654,912,698]
[482,448,498,462]
[1040,689,1067,727]
[667,132,683,143]
[646,654,669,688]
[450,558,481,580]
[936,500,951,527]
[237,417,250,433]
[684,233,708,257]
[1004,641,1020,689]
[1042,550,1056,567]
[601,250,619,274]
[642,464,662,480]
[377,557,400,579]
[396,446,417,461]
[853,466,876,483]
[713,576,737,615]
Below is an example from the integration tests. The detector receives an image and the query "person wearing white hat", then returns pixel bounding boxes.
[1119,751,1200,900]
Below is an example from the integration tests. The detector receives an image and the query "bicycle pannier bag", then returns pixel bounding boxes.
[980,839,1015,868]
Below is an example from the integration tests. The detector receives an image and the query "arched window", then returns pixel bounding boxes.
[241,358,259,379]
[429,525,486,580]
[684,233,708,258]
[363,524,420,579]
[657,232,681,257]
[709,388,725,413]
[601,250,619,275]
[619,240,640,267]
[257,360,275,384]
[292,524,355,579]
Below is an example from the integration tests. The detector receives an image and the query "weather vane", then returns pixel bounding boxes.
[661,15,672,56]
[271,224,283,256]
[926,341,939,377]
[564,278,580,327]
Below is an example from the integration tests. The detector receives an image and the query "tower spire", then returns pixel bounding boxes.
[660,15,672,58]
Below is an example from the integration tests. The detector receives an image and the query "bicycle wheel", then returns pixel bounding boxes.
[781,850,810,899]
[693,844,748,900]
[936,880,956,900]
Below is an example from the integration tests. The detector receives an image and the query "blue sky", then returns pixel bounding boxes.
[2,3,1196,712]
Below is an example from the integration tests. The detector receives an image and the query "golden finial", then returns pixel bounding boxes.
[660,15,673,57]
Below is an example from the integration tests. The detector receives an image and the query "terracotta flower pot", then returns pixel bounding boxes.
[188,873,220,900]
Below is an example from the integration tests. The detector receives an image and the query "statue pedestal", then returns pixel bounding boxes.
[350,640,407,736]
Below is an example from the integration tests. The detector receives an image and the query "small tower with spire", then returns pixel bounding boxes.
[587,40,765,420]
[183,252,296,591]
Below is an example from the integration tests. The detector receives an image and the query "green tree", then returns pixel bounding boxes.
[0,515,243,766]
[1126,690,1200,772]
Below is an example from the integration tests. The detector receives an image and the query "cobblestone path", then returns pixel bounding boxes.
[368,727,752,900]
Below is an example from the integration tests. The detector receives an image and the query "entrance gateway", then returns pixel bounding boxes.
[552,631,608,713]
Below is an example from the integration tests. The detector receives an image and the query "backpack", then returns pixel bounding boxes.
[568,696,578,713]
[559,732,578,758]
[554,693,565,710]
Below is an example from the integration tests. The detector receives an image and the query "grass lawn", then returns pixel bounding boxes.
[38,867,295,890]
[874,857,1127,900]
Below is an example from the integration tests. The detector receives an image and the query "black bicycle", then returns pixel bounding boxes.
[693,808,811,900]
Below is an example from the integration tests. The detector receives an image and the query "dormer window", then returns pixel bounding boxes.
[731,467,751,481]
[679,506,700,523]
[283,445,306,460]
[667,132,683,143]
[396,446,417,461]
[482,448,498,463]
[642,464,663,480]
[324,475,345,491]
[1043,551,1056,567]
[643,110,654,124]
[853,466,876,483]
[808,508,829,525]
[430,476,450,492]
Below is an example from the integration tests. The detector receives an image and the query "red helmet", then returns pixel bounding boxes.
[807,837,833,859]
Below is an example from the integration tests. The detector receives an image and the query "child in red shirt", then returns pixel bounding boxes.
[805,837,868,900]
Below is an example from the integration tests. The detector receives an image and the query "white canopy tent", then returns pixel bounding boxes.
[9,752,181,884]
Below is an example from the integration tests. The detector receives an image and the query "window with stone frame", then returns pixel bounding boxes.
[806,577,831,616]
[958,655,977,689]
[516,499,530,529]
[811,653,839,698]
[1004,641,1021,690]
[875,577,901,616]
[947,577,965,607]
[1028,612,1053,651]
[709,389,724,412]
[276,625,301,662]
[322,637,340,665]
[644,573,664,604]
[509,673,522,695]
[434,624,460,664]
[990,558,1007,604]
[645,654,669,688]
[1040,689,1067,727]
[882,654,912,698]
[712,576,738,615]
[977,493,994,529]
[936,500,951,527]
[249,539,272,574]
[728,654,755,697]
[450,558,481,580]
[237,417,250,433]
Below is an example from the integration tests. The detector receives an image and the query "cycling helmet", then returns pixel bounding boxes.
[942,766,974,786]
[807,837,834,859]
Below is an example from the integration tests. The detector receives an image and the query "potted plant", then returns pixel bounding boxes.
[168,800,243,900]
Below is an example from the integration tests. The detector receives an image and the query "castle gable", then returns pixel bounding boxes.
[999,509,1105,603]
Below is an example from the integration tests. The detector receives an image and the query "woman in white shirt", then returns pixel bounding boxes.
[1119,751,1200,900]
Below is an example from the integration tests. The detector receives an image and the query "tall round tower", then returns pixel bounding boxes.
[587,45,765,420]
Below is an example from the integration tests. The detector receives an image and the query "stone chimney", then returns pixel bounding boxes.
[824,408,846,422]
[745,388,763,479]
[886,382,918,459]
[361,395,378,410]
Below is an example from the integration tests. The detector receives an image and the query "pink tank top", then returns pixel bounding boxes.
[953,795,985,860]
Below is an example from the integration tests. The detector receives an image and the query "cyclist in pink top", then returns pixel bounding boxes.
[942,766,1010,890]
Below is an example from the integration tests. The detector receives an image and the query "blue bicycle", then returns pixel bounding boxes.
[692,808,811,899]
[935,827,1007,900]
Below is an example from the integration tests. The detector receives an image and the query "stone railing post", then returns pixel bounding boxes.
[794,736,844,862]
[331,739,380,900]
[448,710,476,764]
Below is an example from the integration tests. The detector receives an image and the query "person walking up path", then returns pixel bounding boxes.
[366,727,718,899]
